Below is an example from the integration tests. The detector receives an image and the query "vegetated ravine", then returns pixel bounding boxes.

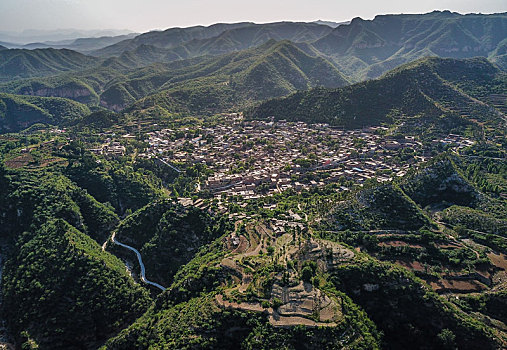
[110,232,166,291]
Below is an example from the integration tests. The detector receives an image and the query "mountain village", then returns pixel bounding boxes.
[135,114,474,199]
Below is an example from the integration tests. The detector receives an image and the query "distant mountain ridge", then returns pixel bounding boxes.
[0,12,504,122]
[0,28,134,45]
[91,23,255,57]
[0,40,348,113]
[313,10,507,80]
[6,33,140,53]
[0,48,99,82]
[90,12,506,80]
[119,40,349,114]
[92,22,333,59]
[312,20,350,28]
[1,12,505,86]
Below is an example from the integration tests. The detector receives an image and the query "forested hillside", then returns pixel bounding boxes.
[92,22,333,58]
[0,40,348,113]
[110,200,232,286]
[0,48,98,81]
[0,93,90,132]
[122,40,348,115]
[247,57,506,131]
[2,219,151,349]
[0,11,503,120]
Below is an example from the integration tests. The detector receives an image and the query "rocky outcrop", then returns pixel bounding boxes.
[31,88,91,99]
[99,99,126,112]
[272,280,340,324]
[17,86,95,104]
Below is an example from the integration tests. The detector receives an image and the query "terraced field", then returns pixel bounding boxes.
[216,221,355,328]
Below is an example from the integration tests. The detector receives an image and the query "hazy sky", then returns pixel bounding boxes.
[1,0,506,33]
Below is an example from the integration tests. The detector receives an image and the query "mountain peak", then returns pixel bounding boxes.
[350,17,365,24]
[429,9,460,16]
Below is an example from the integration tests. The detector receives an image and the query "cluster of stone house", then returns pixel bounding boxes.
[139,115,454,199]
[89,137,126,158]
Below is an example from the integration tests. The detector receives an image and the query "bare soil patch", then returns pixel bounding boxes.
[488,252,507,271]
[395,259,424,272]
[5,154,33,169]
[232,236,249,254]
[430,279,486,293]
[435,242,462,249]
[379,240,423,249]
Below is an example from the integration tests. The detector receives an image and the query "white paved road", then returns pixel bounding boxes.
[111,232,166,291]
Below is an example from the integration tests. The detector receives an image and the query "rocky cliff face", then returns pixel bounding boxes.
[99,99,126,112]
[17,86,96,104]
[31,88,91,99]
[434,45,494,54]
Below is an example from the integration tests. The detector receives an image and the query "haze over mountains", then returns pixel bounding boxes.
[313,10,507,78]
[0,10,504,128]
[0,28,135,45]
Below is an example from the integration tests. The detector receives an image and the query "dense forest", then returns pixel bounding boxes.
[246,57,506,131]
